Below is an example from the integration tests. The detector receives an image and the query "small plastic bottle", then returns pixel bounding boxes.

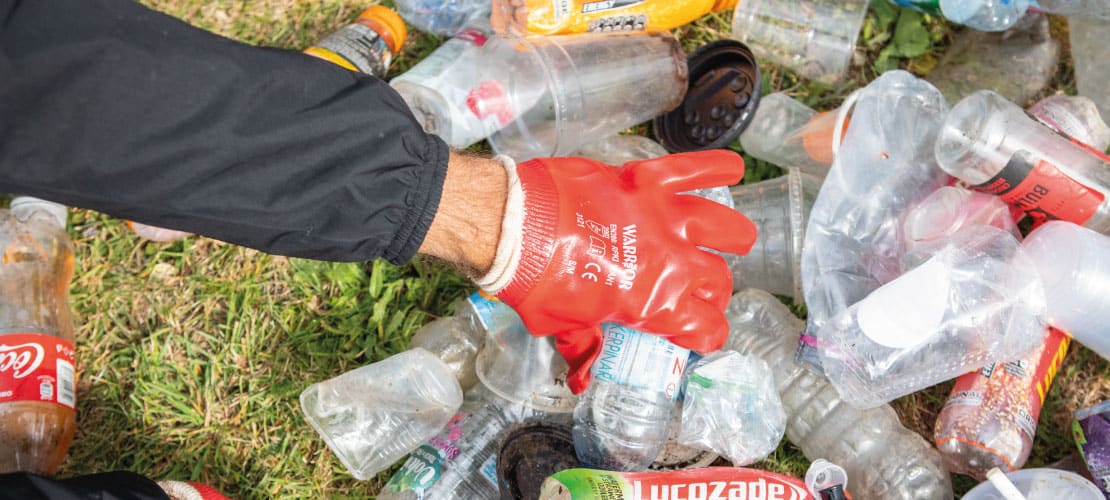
[0,197,77,475]
[299,348,463,480]
[573,324,690,471]
[393,0,491,36]
[889,0,1030,32]
[726,288,953,499]
[304,5,408,78]
[935,90,1110,234]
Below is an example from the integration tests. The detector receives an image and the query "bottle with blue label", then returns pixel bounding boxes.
[888,0,1029,32]
[572,323,691,471]
[380,293,577,499]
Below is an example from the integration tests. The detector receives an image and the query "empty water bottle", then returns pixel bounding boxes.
[726,288,953,499]
[573,324,690,471]
[890,0,1030,31]
[299,348,464,480]
[393,0,490,36]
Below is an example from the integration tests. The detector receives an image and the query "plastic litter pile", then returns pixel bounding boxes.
[290,1,1110,498]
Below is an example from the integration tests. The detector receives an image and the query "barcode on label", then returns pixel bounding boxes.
[56,359,75,409]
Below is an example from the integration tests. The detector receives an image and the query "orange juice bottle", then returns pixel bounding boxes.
[305,5,408,78]
[492,0,737,35]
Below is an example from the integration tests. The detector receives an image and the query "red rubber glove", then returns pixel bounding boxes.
[477,150,758,394]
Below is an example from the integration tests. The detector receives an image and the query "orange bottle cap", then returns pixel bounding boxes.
[359,5,408,55]
[715,0,740,11]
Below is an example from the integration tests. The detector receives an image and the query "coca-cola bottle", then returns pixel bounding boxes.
[0,196,77,474]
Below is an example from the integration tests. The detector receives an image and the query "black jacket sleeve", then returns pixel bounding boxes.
[0,0,449,264]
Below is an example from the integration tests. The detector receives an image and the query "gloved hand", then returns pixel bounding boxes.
[476,150,758,394]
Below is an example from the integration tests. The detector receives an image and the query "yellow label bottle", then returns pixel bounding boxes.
[304,5,408,77]
[492,0,737,35]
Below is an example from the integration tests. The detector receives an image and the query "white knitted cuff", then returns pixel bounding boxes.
[475,155,524,294]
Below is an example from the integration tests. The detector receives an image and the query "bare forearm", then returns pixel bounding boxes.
[418,152,508,276]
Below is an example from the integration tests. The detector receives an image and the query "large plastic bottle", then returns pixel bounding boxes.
[573,324,690,471]
[889,0,1030,32]
[492,0,738,35]
[725,288,952,499]
[0,197,77,475]
[935,90,1110,233]
[393,0,490,36]
[380,294,576,499]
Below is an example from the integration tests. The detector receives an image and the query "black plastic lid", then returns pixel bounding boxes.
[497,422,580,500]
[654,39,762,152]
[819,484,848,500]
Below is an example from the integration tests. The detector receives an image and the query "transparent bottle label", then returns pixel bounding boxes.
[592,324,690,400]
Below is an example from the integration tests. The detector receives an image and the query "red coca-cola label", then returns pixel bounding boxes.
[972,150,1105,225]
[0,333,76,410]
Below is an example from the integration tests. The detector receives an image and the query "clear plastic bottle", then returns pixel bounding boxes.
[303,5,408,78]
[890,0,1030,31]
[573,324,690,471]
[390,22,498,149]
[393,0,490,36]
[738,93,846,177]
[408,295,491,392]
[299,348,463,480]
[380,295,576,499]
[1028,95,1110,152]
[725,288,953,499]
[0,197,77,475]
[935,90,1110,234]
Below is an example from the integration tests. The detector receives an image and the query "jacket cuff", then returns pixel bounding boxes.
[496,159,560,306]
[383,134,450,265]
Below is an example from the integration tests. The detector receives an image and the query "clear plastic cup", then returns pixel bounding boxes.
[474,303,577,413]
[730,0,868,84]
[739,93,844,177]
[962,468,1103,499]
[1023,221,1110,360]
[474,32,688,160]
[729,168,821,303]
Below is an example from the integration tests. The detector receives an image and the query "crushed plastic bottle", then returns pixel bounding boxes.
[677,350,785,466]
[726,288,953,499]
[0,197,77,475]
[380,295,576,499]
[934,327,1069,479]
[492,0,738,35]
[390,21,500,149]
[890,0,1030,31]
[927,13,1059,106]
[393,0,490,36]
[738,93,848,177]
[299,348,464,480]
[798,70,951,371]
[729,168,821,303]
[935,90,1110,233]
[573,324,690,471]
[408,296,490,392]
[817,224,1048,408]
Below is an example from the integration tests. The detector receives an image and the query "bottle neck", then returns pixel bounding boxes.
[10,196,68,229]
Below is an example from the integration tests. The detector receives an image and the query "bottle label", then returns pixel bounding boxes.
[305,22,391,77]
[592,324,689,400]
[0,333,76,410]
[889,0,942,15]
[383,411,470,497]
[972,150,1105,226]
[467,292,502,331]
[478,453,499,487]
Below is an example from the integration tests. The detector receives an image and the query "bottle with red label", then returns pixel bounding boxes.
[933,327,1070,479]
[0,196,77,475]
[935,90,1110,234]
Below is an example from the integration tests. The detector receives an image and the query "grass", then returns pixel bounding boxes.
[48,0,1110,498]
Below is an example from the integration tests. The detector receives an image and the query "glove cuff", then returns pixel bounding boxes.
[490,159,560,306]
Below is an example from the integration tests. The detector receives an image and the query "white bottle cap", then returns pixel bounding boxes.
[10,196,68,229]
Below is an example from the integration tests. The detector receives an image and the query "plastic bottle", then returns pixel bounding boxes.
[393,0,490,36]
[1028,95,1110,153]
[299,348,463,480]
[408,296,490,392]
[805,459,849,500]
[380,294,576,499]
[726,288,953,499]
[304,5,408,78]
[390,22,496,149]
[573,324,691,471]
[935,90,1110,234]
[491,0,738,36]
[738,93,848,177]
[889,0,1030,31]
[933,327,1070,479]
[0,197,77,475]
[1068,17,1110,125]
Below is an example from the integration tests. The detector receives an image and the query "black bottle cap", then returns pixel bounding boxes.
[819,484,848,500]
[654,39,762,152]
[497,422,580,500]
